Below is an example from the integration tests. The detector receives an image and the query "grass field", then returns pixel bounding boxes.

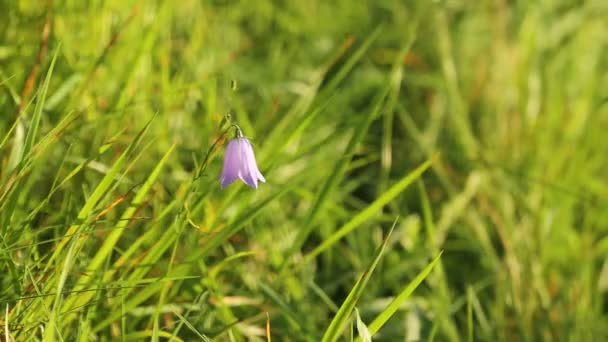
[1,0,607,341]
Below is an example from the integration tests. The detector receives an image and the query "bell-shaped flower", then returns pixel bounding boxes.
[220,137,266,188]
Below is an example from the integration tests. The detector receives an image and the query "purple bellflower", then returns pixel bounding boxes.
[220,135,265,188]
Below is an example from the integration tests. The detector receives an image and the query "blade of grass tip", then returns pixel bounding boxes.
[355,308,372,342]
[45,115,155,267]
[172,310,211,341]
[301,157,435,265]
[355,252,443,341]
[5,87,37,174]
[321,219,397,342]
[6,114,24,174]
[0,70,21,105]
[0,114,20,151]
[283,75,394,271]
[22,45,60,164]
[170,293,208,340]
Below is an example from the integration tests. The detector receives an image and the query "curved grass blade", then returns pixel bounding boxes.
[21,46,60,168]
[321,219,397,342]
[302,157,434,264]
[355,252,443,341]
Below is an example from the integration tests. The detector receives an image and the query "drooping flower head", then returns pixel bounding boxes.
[220,128,265,188]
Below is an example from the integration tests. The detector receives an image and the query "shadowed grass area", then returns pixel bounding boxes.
[1,0,607,340]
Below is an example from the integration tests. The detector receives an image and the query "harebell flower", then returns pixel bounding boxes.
[220,126,265,188]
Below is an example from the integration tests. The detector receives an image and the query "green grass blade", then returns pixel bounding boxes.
[44,224,80,341]
[77,117,154,220]
[285,77,393,269]
[356,252,443,341]
[0,114,20,151]
[0,48,60,226]
[6,117,25,174]
[172,309,211,341]
[259,27,382,165]
[45,116,154,266]
[355,308,372,342]
[23,46,59,163]
[86,187,290,332]
[87,142,176,272]
[321,219,397,342]
[320,26,382,98]
[258,281,305,333]
[302,157,434,264]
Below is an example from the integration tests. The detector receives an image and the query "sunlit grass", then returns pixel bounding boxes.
[1,0,607,340]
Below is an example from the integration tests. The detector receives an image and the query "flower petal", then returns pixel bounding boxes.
[247,140,265,184]
[220,139,240,188]
[220,137,265,188]
[239,139,259,188]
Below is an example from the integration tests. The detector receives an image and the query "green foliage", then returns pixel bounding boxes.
[1,0,607,340]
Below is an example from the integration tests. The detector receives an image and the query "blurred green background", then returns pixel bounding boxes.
[1,0,607,341]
